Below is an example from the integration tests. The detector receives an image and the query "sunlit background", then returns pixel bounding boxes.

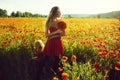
[0,0,120,15]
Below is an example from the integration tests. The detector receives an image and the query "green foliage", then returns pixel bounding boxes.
[61,56,106,80]
[0,8,7,17]
[10,11,47,17]
[64,42,98,63]
[78,61,105,80]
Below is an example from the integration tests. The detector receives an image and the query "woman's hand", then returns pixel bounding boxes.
[60,30,66,36]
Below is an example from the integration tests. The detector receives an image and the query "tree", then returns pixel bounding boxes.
[15,11,23,17]
[0,8,8,17]
[23,12,32,17]
[97,14,101,18]
[33,14,41,17]
[68,15,72,18]
[11,11,16,17]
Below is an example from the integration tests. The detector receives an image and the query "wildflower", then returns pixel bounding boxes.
[61,56,68,62]
[74,77,80,80]
[98,50,108,57]
[109,54,117,59]
[61,72,69,79]
[6,38,11,41]
[52,77,59,80]
[118,48,120,53]
[93,63,101,71]
[2,41,8,46]
[117,53,120,58]
[111,43,117,49]
[58,67,63,72]
[71,55,77,61]
[115,62,120,70]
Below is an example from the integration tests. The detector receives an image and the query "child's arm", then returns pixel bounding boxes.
[32,56,38,59]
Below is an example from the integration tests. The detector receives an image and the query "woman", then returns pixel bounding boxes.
[43,6,66,75]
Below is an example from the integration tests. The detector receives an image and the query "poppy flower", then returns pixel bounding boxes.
[61,72,69,79]
[109,54,117,59]
[117,53,120,58]
[115,62,120,70]
[98,51,107,57]
[2,41,8,46]
[93,63,101,71]
[58,67,63,72]
[57,21,66,30]
[98,50,108,57]
[52,77,59,80]
[61,56,68,62]
[74,77,80,80]
[71,55,77,61]
[118,48,120,53]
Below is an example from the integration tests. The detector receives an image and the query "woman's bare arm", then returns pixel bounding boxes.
[45,26,62,38]
[48,30,66,39]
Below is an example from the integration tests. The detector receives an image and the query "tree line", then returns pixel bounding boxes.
[0,8,47,17]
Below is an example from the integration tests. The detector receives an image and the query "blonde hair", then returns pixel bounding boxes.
[34,40,44,51]
[45,6,60,28]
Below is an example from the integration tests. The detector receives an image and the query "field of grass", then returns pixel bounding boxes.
[0,18,120,80]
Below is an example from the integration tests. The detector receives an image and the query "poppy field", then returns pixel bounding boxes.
[0,18,120,80]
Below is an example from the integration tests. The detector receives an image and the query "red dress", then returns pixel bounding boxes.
[43,27,64,56]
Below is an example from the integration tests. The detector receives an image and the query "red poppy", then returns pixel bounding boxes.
[115,62,120,70]
[74,77,80,80]
[61,72,69,79]
[57,21,66,30]
[58,67,63,72]
[71,55,77,61]
[63,78,69,80]
[118,48,120,53]
[109,54,117,59]
[117,53,120,58]
[98,51,107,57]
[61,56,68,62]
[93,63,101,71]
[2,41,8,46]
[52,77,59,80]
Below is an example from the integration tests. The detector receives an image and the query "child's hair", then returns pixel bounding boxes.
[34,40,44,51]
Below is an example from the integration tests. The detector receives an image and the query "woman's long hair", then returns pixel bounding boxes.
[45,6,59,28]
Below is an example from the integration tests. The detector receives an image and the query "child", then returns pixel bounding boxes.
[33,40,45,59]
[30,40,45,80]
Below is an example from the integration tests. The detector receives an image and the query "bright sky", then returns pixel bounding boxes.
[0,0,120,15]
